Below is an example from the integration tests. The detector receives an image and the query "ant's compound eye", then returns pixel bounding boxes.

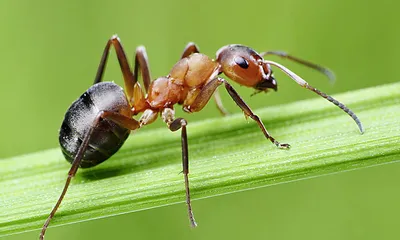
[234,56,249,69]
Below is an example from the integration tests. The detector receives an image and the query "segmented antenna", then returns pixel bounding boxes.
[260,51,336,82]
[264,60,364,134]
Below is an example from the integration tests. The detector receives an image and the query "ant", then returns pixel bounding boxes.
[40,35,364,239]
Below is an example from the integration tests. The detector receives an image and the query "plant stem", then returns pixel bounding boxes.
[1,82,399,237]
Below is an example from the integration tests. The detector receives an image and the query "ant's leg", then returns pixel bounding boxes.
[180,42,200,59]
[39,112,103,240]
[101,111,141,130]
[138,109,159,126]
[162,108,197,228]
[94,35,135,100]
[40,111,140,240]
[180,42,229,115]
[183,77,223,113]
[130,46,152,113]
[184,78,290,149]
[93,35,151,106]
[222,79,290,148]
[133,46,151,93]
[260,51,335,81]
[264,60,364,134]
[213,88,230,116]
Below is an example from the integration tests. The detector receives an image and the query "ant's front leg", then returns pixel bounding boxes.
[180,42,229,116]
[212,89,229,116]
[183,78,290,149]
[180,42,200,59]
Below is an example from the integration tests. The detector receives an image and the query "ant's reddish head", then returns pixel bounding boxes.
[216,44,277,91]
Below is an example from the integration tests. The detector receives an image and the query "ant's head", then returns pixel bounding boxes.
[216,44,277,92]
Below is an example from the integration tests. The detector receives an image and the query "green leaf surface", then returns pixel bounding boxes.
[1,82,399,237]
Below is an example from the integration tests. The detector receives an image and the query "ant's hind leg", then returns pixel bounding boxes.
[133,46,151,93]
[162,108,197,228]
[93,35,136,103]
[40,111,140,240]
[131,46,152,112]
[40,112,105,240]
[93,35,152,107]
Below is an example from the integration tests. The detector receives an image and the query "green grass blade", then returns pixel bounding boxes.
[1,82,399,237]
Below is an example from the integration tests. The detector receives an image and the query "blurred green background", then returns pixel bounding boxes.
[1,0,399,239]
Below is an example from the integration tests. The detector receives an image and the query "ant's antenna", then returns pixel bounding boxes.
[264,60,364,134]
[260,51,335,83]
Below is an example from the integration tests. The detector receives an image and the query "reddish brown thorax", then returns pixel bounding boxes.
[145,53,219,110]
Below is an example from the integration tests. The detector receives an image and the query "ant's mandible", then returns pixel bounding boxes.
[40,35,364,239]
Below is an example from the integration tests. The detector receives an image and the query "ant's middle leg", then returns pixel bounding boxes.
[161,108,197,228]
[183,77,290,149]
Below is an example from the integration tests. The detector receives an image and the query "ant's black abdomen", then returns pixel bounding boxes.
[59,82,131,168]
